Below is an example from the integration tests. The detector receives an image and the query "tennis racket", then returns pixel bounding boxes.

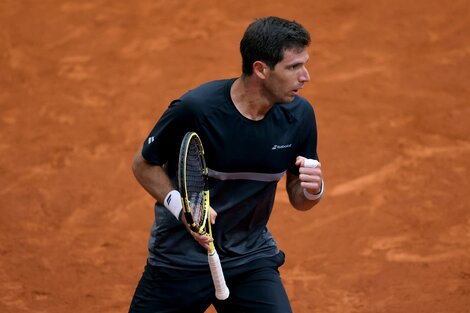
[178,131,230,301]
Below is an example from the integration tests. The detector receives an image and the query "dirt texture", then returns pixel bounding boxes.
[1,1,469,312]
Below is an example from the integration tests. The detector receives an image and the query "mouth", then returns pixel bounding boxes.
[292,85,303,95]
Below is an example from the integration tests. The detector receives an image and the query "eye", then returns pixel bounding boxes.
[289,63,302,70]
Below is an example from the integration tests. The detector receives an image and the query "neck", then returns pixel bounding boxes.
[231,76,273,121]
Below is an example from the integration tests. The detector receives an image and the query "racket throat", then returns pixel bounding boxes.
[208,242,216,255]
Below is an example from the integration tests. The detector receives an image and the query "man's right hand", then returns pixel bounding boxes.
[181,207,217,251]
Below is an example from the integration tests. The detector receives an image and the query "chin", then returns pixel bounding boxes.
[284,95,296,103]
[273,93,295,104]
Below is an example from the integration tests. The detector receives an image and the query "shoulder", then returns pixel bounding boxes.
[288,96,314,112]
[168,79,234,120]
[180,79,233,104]
[275,96,316,124]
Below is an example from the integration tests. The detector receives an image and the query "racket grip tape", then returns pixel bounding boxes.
[208,249,230,300]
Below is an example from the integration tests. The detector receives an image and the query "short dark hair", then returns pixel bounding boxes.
[240,16,311,76]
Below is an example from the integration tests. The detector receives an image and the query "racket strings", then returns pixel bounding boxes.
[186,141,206,228]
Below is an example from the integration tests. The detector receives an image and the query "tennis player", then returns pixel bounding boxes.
[129,16,324,313]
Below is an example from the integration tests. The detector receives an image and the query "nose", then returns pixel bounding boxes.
[299,66,310,83]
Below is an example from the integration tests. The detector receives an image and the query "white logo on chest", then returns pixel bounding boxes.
[271,144,292,150]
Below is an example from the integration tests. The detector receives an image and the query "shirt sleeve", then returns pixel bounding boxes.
[288,100,319,175]
[141,99,197,165]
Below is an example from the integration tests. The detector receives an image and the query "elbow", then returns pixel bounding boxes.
[290,198,320,211]
[131,148,145,179]
[131,154,139,176]
[131,156,140,176]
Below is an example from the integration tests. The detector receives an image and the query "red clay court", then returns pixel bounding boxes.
[1,1,469,312]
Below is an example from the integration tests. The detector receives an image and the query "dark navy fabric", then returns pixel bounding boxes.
[128,252,292,313]
[141,78,318,270]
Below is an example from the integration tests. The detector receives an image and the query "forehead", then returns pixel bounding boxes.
[279,48,309,65]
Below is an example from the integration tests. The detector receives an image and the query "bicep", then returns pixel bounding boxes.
[132,146,173,202]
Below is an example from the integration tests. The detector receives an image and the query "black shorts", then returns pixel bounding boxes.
[128,251,292,313]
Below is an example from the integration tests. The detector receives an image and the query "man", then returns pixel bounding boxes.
[129,16,323,313]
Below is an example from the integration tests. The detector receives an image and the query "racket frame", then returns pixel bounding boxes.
[178,132,230,300]
[178,132,210,235]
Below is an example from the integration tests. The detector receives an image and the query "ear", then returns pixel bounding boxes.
[253,61,268,79]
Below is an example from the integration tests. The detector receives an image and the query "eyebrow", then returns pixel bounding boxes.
[286,58,309,68]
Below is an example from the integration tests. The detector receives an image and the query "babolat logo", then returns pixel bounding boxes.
[166,194,172,205]
[272,144,292,150]
[148,136,155,144]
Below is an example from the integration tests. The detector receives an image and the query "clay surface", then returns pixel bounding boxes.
[1,1,469,312]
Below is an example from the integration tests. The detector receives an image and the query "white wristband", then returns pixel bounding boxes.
[303,180,324,200]
[163,190,183,220]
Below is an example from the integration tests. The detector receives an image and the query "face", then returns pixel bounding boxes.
[262,48,311,103]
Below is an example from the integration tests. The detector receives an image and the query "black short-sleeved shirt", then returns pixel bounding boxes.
[142,78,318,270]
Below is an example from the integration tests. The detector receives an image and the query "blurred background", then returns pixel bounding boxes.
[1,0,469,312]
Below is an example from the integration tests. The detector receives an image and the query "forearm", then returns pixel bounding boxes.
[286,172,321,211]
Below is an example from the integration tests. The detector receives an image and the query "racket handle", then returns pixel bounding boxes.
[208,249,230,300]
